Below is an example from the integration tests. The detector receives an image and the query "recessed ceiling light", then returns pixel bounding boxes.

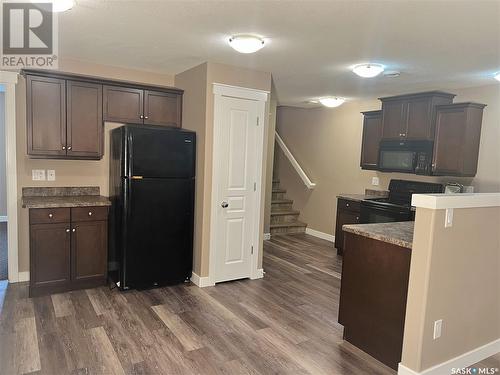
[319,97,345,108]
[352,63,384,78]
[494,72,500,81]
[228,35,265,54]
[52,0,75,12]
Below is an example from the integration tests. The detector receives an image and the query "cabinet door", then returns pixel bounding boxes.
[26,75,67,157]
[334,209,360,255]
[360,111,382,170]
[30,223,71,293]
[432,107,466,176]
[144,90,182,127]
[103,85,144,123]
[71,220,107,284]
[405,98,432,140]
[381,101,405,140]
[67,81,103,159]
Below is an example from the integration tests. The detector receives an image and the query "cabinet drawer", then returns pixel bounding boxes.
[71,206,108,222]
[30,208,70,224]
[337,198,360,213]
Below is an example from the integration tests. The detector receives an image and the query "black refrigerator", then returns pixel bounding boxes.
[108,124,195,290]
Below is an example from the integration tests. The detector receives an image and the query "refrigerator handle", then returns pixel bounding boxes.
[126,131,133,177]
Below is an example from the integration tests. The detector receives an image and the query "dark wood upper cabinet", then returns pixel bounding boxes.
[103,85,144,123]
[144,90,182,127]
[432,103,486,177]
[380,91,455,141]
[67,81,103,159]
[360,110,382,170]
[26,75,67,157]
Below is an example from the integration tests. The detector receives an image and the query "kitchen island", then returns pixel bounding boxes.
[338,221,413,370]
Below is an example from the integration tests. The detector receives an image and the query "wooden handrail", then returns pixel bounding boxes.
[275,132,316,190]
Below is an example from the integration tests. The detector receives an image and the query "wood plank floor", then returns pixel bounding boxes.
[0,234,498,375]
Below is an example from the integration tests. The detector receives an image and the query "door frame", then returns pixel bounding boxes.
[208,83,269,285]
[0,71,19,283]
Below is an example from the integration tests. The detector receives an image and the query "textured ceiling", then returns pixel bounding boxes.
[59,0,500,106]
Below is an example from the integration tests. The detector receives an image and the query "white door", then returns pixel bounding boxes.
[214,95,260,283]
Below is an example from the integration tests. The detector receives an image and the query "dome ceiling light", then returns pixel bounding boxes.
[352,63,385,78]
[228,35,266,54]
[319,97,345,108]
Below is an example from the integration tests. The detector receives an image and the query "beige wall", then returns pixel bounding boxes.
[15,61,175,272]
[0,91,5,217]
[276,84,500,235]
[175,62,272,277]
[402,207,500,372]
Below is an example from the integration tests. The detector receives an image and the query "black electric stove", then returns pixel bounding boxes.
[360,179,444,223]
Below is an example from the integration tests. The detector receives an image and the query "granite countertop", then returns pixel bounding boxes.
[22,186,111,209]
[342,221,414,249]
[337,189,389,202]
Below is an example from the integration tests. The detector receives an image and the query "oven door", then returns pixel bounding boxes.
[378,149,417,173]
[360,202,413,224]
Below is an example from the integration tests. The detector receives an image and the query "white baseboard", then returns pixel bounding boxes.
[398,339,500,375]
[0,216,7,222]
[251,268,264,279]
[17,271,30,282]
[305,228,335,243]
[190,272,215,288]
[263,233,271,241]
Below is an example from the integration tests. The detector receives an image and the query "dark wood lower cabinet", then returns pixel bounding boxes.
[338,232,411,370]
[334,198,361,255]
[29,207,108,297]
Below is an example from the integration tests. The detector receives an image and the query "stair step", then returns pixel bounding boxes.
[272,188,286,193]
[270,210,299,216]
[271,199,293,204]
[270,221,307,235]
[273,179,280,183]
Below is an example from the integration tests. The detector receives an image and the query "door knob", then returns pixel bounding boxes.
[221,201,229,208]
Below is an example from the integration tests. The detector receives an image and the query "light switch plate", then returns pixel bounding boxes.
[433,319,442,339]
[32,169,46,181]
[371,177,380,186]
[47,170,56,181]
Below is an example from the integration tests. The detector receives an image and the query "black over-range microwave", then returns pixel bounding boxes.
[378,140,434,175]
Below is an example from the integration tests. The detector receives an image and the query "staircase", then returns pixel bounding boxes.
[270,180,307,235]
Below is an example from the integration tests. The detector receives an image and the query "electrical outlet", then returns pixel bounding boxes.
[47,170,56,181]
[433,319,443,339]
[372,177,380,186]
[32,169,46,181]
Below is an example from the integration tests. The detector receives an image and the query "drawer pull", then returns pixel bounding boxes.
[346,203,349,207]
[66,228,70,233]
[356,216,359,220]
[88,211,93,216]
[72,228,76,232]
[48,213,53,218]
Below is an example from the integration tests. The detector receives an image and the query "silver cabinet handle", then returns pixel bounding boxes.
[66,228,70,233]
[48,213,53,218]
[67,146,72,150]
[140,115,144,119]
[72,228,76,232]
[346,203,349,207]
[144,116,149,120]
[221,201,229,208]
[62,146,66,150]
[88,211,92,216]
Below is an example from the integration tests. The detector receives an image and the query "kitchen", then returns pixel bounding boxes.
[0,1,499,375]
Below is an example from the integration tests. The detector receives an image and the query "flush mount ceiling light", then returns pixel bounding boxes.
[51,0,75,12]
[352,63,384,78]
[228,35,265,54]
[319,97,345,108]
[494,72,500,81]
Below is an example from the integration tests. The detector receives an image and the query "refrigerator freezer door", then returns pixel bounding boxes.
[124,177,194,288]
[127,127,195,178]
